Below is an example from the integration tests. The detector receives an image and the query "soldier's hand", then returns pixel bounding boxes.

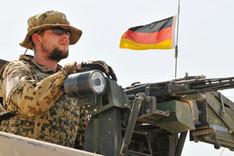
[81,60,117,81]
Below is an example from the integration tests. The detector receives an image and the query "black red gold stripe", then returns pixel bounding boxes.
[120,16,176,50]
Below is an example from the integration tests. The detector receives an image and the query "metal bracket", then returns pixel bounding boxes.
[120,93,146,155]
[219,92,226,117]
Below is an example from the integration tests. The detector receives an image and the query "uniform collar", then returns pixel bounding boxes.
[19,55,62,73]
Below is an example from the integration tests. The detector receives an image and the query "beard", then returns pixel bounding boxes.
[47,47,69,62]
[41,43,69,62]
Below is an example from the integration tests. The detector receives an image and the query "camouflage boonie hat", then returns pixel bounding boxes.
[20,10,82,50]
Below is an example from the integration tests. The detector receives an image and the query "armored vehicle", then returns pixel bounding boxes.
[0,59,233,156]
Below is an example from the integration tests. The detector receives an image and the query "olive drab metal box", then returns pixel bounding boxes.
[156,100,195,133]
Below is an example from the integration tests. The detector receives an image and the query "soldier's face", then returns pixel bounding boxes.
[39,26,70,62]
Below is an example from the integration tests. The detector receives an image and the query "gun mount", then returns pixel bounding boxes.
[71,72,234,156]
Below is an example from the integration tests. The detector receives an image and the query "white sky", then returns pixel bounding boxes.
[1,0,234,155]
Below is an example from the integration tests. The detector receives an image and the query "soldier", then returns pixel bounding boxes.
[0,10,116,149]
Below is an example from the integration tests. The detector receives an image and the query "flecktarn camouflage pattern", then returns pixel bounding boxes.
[0,55,87,148]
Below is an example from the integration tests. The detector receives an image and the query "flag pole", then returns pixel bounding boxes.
[175,0,181,78]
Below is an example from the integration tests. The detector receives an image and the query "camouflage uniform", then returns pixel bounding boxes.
[0,55,87,148]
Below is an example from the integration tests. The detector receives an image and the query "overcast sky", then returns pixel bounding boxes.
[1,0,234,155]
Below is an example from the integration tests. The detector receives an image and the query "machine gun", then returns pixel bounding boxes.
[123,74,234,154]
[63,71,234,156]
[124,74,234,101]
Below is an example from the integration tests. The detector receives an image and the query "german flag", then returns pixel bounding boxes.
[120,16,176,50]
